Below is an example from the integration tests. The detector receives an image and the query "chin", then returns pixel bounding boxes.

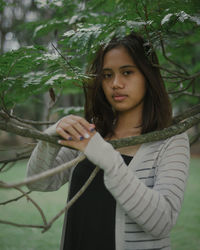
[113,106,130,112]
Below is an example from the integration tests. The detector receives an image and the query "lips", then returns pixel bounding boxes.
[112,94,128,101]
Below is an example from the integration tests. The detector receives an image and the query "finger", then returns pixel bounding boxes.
[62,123,84,141]
[89,124,96,132]
[72,121,91,139]
[56,127,72,141]
[73,117,95,132]
[58,139,75,147]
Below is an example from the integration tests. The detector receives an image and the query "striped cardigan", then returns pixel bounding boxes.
[27,126,190,250]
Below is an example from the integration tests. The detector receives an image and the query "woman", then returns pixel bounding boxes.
[27,32,190,250]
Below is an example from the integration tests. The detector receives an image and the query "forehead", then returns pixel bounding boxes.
[103,46,135,69]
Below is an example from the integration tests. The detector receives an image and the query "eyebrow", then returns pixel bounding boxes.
[102,65,137,71]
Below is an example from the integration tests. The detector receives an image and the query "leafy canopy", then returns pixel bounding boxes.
[0,0,200,108]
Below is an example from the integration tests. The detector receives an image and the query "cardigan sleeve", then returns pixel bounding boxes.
[26,123,79,192]
[84,132,190,237]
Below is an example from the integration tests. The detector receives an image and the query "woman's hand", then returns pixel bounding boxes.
[56,115,96,152]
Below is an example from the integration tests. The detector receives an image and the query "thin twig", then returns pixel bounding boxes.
[168,79,195,94]
[15,187,47,226]
[181,91,200,98]
[190,131,200,145]
[0,154,86,189]
[0,110,54,126]
[0,191,31,205]
[0,143,36,151]
[0,167,100,233]
[42,166,100,233]
[0,92,10,115]
[0,154,31,165]
[158,29,188,75]
[153,63,188,78]
[0,162,16,173]
[0,163,7,172]
[173,103,200,124]
[10,115,55,126]
[51,43,74,72]
[0,220,45,229]
[51,43,84,89]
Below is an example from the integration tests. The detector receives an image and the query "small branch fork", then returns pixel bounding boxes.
[0,162,100,233]
[0,186,47,230]
[42,166,100,233]
[0,190,31,205]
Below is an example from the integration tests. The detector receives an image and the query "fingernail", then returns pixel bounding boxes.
[84,133,90,139]
[58,140,62,144]
[90,128,95,132]
[80,136,84,141]
[68,137,73,141]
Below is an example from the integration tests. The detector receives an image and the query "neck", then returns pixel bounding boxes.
[114,107,143,139]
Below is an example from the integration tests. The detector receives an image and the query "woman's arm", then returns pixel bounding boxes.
[26,123,79,191]
[84,132,190,237]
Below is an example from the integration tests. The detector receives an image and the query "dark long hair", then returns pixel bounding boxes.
[84,32,172,138]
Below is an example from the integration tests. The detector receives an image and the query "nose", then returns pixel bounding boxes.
[112,74,124,89]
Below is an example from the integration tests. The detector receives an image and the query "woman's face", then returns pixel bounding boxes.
[102,46,146,115]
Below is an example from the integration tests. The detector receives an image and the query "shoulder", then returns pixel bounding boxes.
[160,132,189,151]
[155,132,190,165]
[147,132,189,149]
[142,132,190,160]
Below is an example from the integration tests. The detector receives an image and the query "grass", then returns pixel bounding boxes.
[0,158,200,250]
[171,158,200,250]
[0,160,67,250]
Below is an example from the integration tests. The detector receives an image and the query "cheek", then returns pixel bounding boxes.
[140,81,146,96]
[133,77,146,96]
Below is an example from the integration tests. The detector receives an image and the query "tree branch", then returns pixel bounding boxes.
[190,131,200,145]
[181,91,200,98]
[42,166,100,233]
[0,154,86,189]
[172,103,200,124]
[0,162,16,172]
[15,187,47,226]
[158,31,189,75]
[0,220,45,229]
[0,191,31,205]
[109,113,200,148]
[1,105,199,149]
[0,166,100,232]
[153,64,188,79]
[0,112,199,189]
[0,118,59,145]
[168,79,195,94]
[6,113,55,126]
[0,154,31,165]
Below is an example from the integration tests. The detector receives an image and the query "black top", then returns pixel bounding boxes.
[63,155,133,250]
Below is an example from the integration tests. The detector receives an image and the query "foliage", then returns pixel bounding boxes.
[0,0,200,108]
[0,46,80,107]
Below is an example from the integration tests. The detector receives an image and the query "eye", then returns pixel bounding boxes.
[123,70,133,76]
[103,73,113,79]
